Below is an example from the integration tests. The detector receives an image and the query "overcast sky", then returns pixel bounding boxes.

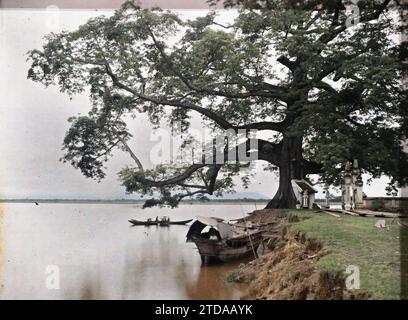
[0,8,392,200]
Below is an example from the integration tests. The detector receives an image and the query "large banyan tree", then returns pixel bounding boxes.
[28,0,406,208]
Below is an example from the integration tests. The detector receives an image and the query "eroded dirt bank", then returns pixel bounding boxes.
[235,209,368,300]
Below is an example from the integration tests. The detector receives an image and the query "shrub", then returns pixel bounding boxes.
[371,199,385,211]
[225,270,241,283]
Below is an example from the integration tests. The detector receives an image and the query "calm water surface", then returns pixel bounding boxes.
[0,203,262,299]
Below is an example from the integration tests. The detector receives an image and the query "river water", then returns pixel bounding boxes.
[0,202,263,299]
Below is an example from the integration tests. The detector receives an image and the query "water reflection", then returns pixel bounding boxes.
[183,261,247,300]
[0,203,259,299]
[78,271,102,300]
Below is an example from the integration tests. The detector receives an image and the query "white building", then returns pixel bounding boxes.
[291,179,318,209]
[341,160,364,210]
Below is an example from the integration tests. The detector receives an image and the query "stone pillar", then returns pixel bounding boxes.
[324,185,330,209]
[343,161,353,210]
[353,159,364,209]
[303,190,309,208]
[354,176,364,208]
[344,185,352,211]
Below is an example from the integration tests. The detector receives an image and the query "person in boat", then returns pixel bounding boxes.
[155,216,159,223]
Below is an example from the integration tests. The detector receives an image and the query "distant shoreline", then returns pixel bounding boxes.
[0,198,270,205]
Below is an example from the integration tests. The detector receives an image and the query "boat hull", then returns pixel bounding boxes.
[129,219,193,226]
[170,219,193,225]
[191,234,262,263]
[128,219,157,226]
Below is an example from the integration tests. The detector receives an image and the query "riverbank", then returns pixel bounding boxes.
[233,209,406,300]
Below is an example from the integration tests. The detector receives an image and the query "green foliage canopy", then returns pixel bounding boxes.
[27,0,406,206]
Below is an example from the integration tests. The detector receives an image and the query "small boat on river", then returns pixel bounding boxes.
[186,216,263,264]
[129,216,193,226]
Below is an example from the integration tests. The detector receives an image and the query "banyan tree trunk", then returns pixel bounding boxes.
[265,136,304,209]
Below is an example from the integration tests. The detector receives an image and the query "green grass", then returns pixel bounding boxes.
[287,210,406,300]
[225,270,241,283]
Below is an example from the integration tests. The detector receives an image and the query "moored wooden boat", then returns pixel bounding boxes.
[187,216,263,264]
[191,232,262,264]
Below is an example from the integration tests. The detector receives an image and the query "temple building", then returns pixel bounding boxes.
[341,159,364,210]
[341,159,408,213]
[291,179,318,209]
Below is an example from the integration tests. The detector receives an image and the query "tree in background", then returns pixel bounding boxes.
[27,0,406,208]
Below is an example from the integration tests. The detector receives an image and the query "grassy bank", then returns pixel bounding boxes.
[287,210,404,299]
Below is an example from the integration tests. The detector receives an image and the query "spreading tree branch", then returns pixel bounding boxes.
[146,25,288,101]
[104,62,236,130]
[117,136,144,172]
